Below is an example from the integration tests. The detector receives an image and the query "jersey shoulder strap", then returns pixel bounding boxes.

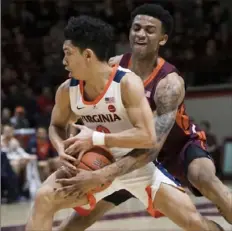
[119,53,131,68]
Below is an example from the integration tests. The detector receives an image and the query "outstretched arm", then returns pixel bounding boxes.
[96,73,185,183]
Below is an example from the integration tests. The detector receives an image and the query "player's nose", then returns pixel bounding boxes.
[62,57,67,66]
[136,29,146,39]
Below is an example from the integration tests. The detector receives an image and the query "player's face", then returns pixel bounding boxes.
[63,40,88,80]
[129,15,167,58]
[37,128,47,140]
[3,126,14,138]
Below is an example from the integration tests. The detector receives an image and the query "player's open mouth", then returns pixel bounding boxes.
[134,42,147,46]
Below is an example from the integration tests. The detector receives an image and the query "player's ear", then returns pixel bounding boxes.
[159,34,168,46]
[83,49,94,61]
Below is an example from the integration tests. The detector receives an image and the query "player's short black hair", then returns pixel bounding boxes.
[131,4,173,36]
[64,15,114,61]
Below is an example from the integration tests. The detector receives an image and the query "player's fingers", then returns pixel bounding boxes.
[60,166,74,178]
[60,153,77,162]
[61,159,77,171]
[75,150,85,166]
[65,143,76,155]
[108,58,115,66]
[56,178,75,186]
[63,137,77,147]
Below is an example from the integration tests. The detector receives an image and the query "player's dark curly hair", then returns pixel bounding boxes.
[64,15,114,61]
[131,4,173,36]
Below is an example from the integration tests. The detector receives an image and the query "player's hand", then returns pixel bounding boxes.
[55,169,106,198]
[63,124,94,164]
[108,55,122,67]
[58,144,77,171]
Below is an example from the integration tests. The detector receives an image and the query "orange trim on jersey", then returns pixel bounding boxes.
[144,58,165,87]
[200,140,207,150]
[176,105,207,144]
[176,104,191,135]
[128,56,132,67]
[80,65,118,105]
[146,186,165,218]
[146,185,185,218]
[73,193,96,216]
[197,131,207,150]
[127,56,165,87]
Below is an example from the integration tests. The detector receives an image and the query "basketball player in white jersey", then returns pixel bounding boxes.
[26,16,223,231]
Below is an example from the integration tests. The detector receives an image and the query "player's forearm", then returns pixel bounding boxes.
[104,128,154,148]
[49,124,67,152]
[96,112,176,182]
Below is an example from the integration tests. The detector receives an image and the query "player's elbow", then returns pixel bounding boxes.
[140,130,156,148]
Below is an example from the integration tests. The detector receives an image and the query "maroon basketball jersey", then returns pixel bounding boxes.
[119,53,207,179]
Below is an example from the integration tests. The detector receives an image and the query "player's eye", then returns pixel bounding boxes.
[133,25,141,31]
[64,50,71,56]
[146,27,156,34]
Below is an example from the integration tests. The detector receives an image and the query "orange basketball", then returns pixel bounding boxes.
[78,146,115,193]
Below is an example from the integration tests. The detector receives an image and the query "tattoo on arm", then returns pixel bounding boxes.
[99,74,185,182]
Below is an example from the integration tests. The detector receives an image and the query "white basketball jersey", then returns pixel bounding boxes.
[69,65,133,159]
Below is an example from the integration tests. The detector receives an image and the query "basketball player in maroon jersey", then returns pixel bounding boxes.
[56,4,231,231]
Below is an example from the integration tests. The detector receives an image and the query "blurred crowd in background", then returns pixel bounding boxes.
[2,0,232,129]
[1,0,231,203]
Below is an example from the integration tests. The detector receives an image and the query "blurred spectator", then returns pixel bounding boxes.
[1,125,35,172]
[200,120,218,154]
[37,87,54,114]
[1,151,20,203]
[10,106,30,129]
[27,127,59,181]
[99,0,116,26]
[200,120,222,176]
[23,88,38,126]
[115,32,131,55]
[2,108,12,126]
[49,20,65,46]
[1,125,37,198]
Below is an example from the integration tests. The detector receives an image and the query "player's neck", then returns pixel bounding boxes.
[131,53,158,80]
[84,63,113,93]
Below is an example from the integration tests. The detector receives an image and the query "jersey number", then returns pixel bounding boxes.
[96,125,111,134]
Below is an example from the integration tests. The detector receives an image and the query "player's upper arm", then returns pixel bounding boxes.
[120,72,155,139]
[108,55,123,67]
[154,72,185,116]
[50,79,78,128]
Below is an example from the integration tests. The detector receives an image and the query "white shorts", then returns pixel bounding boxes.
[79,162,184,215]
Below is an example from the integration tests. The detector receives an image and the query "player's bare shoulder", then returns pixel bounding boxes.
[155,72,185,114]
[58,79,71,94]
[108,55,123,66]
[120,71,145,107]
[54,79,72,110]
[56,79,70,101]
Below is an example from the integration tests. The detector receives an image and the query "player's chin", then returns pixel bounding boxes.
[133,48,148,57]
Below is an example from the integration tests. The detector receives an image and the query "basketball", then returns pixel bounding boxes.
[78,146,115,193]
